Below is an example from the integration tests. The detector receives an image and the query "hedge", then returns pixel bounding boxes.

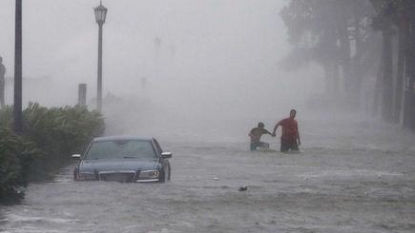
[0,103,105,204]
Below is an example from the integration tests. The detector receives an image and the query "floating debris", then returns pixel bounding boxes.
[239,186,248,191]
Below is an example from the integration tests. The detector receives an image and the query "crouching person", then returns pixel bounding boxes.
[249,122,272,151]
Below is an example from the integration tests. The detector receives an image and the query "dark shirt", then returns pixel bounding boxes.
[249,127,270,143]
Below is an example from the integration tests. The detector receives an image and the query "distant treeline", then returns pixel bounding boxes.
[280,0,415,130]
[0,103,104,204]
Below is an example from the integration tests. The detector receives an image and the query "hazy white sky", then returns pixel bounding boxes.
[0,0,323,122]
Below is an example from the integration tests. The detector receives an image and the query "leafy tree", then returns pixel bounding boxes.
[280,0,378,109]
[371,0,415,128]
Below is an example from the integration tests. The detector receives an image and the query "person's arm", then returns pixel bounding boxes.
[296,122,301,145]
[263,128,272,136]
[271,123,280,137]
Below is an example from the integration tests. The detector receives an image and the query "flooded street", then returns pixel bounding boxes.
[1,0,414,232]
[1,113,415,233]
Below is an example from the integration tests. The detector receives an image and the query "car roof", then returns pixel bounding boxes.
[92,135,155,142]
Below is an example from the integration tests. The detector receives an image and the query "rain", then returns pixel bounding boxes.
[0,0,318,134]
[0,0,414,232]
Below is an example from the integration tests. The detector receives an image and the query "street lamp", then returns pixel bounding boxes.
[94,1,107,112]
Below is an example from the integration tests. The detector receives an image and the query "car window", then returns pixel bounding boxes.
[85,140,156,160]
[85,141,112,159]
[122,140,156,158]
[153,139,163,154]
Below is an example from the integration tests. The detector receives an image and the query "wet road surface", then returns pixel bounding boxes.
[1,115,415,233]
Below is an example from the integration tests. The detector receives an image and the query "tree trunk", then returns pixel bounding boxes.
[381,29,394,122]
[338,18,354,108]
[403,20,415,130]
[394,23,406,124]
[352,16,363,110]
[324,60,340,104]
[373,60,382,117]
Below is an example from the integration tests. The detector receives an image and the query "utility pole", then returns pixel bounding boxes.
[14,0,23,134]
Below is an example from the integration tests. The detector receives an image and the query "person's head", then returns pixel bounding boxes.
[258,122,265,128]
[289,109,297,119]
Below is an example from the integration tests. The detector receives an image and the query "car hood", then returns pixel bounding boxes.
[78,158,160,172]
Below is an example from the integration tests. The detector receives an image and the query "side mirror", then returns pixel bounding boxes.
[71,154,81,159]
[161,152,172,159]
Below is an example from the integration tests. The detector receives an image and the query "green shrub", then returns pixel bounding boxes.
[0,127,39,204]
[0,105,13,128]
[0,103,105,203]
[22,103,105,181]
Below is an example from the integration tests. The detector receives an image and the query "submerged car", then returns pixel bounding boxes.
[72,136,172,183]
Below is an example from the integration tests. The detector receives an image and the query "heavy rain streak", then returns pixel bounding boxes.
[0,1,414,233]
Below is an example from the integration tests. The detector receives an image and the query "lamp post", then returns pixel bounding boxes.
[94,1,107,112]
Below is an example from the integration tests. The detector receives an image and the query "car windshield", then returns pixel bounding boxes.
[84,139,156,160]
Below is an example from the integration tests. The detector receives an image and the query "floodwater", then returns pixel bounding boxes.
[1,112,415,233]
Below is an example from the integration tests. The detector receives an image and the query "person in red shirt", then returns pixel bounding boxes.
[249,122,272,151]
[272,109,301,152]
